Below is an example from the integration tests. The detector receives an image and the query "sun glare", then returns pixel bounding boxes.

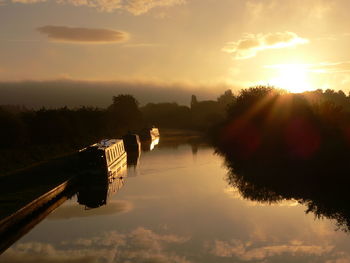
[269,64,315,93]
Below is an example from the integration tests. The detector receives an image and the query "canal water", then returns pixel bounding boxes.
[1,140,350,262]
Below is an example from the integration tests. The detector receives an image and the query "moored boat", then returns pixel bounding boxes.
[123,133,141,153]
[140,127,160,141]
[79,139,127,179]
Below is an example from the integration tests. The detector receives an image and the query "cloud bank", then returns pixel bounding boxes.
[0,79,231,108]
[37,25,128,43]
[11,0,185,14]
[223,32,309,59]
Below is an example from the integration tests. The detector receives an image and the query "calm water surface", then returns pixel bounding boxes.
[2,142,350,262]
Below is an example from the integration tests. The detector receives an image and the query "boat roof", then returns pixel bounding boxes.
[79,139,124,153]
[97,139,123,150]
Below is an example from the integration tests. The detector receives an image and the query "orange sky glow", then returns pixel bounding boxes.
[1,0,350,94]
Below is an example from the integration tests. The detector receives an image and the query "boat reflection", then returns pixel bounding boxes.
[122,133,142,167]
[142,137,160,152]
[77,155,127,209]
[77,176,126,209]
[0,152,128,254]
[126,151,141,167]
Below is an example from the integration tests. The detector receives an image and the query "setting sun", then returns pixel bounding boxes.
[269,64,315,93]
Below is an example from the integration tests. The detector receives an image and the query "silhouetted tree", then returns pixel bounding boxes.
[217,89,235,110]
[211,86,350,231]
[141,102,191,129]
[107,94,143,134]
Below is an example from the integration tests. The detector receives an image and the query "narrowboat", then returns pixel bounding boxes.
[150,127,160,140]
[79,139,127,179]
[140,127,160,141]
[123,133,141,153]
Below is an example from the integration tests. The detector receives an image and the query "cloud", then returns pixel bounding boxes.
[223,32,309,59]
[223,187,299,207]
[209,239,334,261]
[47,200,133,220]
[12,0,46,3]
[0,79,231,108]
[10,0,185,14]
[245,0,334,21]
[123,0,185,15]
[265,61,350,74]
[2,227,191,263]
[56,0,122,12]
[309,61,350,74]
[37,25,128,43]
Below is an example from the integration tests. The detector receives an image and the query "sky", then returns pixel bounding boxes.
[1,0,350,104]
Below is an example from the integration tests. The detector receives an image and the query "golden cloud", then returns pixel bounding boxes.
[37,25,128,43]
[12,0,46,3]
[310,61,350,74]
[56,0,122,12]
[123,0,185,15]
[2,228,191,263]
[210,239,334,260]
[265,61,350,74]
[245,0,334,21]
[11,0,185,14]
[223,32,309,59]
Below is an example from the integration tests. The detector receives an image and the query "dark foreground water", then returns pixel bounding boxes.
[1,142,350,263]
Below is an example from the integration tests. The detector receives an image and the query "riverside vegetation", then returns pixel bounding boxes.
[211,86,350,231]
[0,91,234,175]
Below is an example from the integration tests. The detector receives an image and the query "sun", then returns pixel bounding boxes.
[269,64,315,93]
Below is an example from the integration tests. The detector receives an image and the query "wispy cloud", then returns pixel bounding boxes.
[245,0,334,21]
[209,239,334,261]
[223,32,309,59]
[55,0,122,12]
[310,61,350,74]
[37,25,128,43]
[2,227,191,263]
[10,0,185,14]
[12,0,46,3]
[264,61,350,74]
[123,0,185,15]
[123,43,162,48]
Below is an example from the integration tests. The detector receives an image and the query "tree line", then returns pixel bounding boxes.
[0,91,234,174]
[211,86,350,231]
[2,87,350,175]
